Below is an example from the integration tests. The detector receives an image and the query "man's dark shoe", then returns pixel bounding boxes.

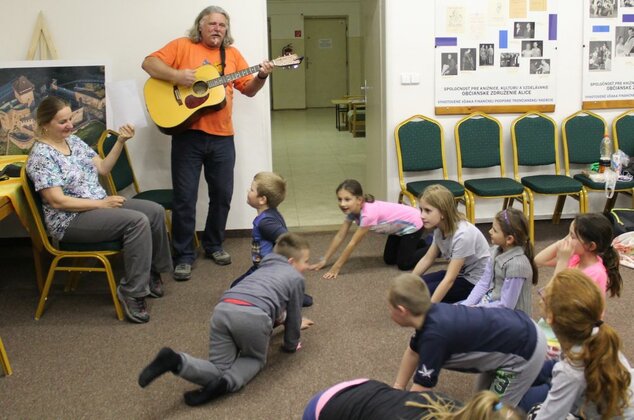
[173,263,192,281]
[303,293,314,307]
[184,377,228,406]
[117,287,149,323]
[207,250,232,266]
[138,347,181,387]
[148,272,164,298]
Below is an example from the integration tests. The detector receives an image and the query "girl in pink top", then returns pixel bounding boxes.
[535,213,622,297]
[309,179,429,279]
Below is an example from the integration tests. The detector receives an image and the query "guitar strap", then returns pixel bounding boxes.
[220,46,226,76]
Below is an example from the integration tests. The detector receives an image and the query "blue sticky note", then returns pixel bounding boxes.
[499,30,508,49]
[623,14,634,22]
[593,25,610,32]
[549,14,558,40]
[435,37,457,47]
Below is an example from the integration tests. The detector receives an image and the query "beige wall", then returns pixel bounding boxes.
[268,1,363,109]
[0,0,271,235]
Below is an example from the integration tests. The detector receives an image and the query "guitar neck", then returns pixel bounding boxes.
[207,65,261,88]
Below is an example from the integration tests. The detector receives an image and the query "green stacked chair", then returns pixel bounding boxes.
[97,130,199,248]
[394,115,467,214]
[612,109,634,209]
[511,112,586,242]
[562,110,634,213]
[454,112,528,222]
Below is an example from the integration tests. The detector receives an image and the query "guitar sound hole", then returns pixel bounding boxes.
[192,81,208,95]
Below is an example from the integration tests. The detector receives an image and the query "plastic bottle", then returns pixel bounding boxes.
[599,133,612,173]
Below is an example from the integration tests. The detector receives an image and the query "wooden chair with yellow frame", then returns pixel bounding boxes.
[511,112,586,243]
[21,167,124,321]
[612,108,634,208]
[394,114,468,214]
[562,110,634,213]
[97,129,200,248]
[0,336,12,376]
[454,112,529,223]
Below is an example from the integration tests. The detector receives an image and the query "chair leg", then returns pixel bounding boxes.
[526,191,535,244]
[603,192,619,214]
[0,337,12,376]
[97,255,124,321]
[552,195,566,224]
[504,197,512,209]
[64,258,82,292]
[520,192,529,224]
[31,246,45,293]
[35,256,62,320]
[464,190,475,223]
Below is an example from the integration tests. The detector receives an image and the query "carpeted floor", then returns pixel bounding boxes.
[1,220,633,419]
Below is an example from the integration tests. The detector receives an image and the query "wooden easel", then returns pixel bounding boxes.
[26,12,59,60]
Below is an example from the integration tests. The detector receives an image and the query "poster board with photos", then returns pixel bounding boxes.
[434,0,557,115]
[581,0,634,109]
[0,60,109,155]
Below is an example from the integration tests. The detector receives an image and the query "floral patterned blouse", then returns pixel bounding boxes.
[26,135,107,240]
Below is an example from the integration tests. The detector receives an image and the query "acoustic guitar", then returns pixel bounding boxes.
[144,54,303,134]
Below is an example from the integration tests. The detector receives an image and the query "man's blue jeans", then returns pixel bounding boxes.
[171,130,235,264]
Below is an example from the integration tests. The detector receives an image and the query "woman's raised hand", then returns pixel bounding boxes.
[117,124,135,143]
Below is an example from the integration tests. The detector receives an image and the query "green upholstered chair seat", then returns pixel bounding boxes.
[59,240,123,252]
[573,174,634,190]
[407,180,464,198]
[521,175,583,194]
[464,177,525,196]
[133,189,174,209]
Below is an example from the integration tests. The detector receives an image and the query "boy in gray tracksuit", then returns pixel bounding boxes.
[138,232,310,406]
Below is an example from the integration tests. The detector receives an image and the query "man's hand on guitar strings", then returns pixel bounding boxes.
[257,60,274,79]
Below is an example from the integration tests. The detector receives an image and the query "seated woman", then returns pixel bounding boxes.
[26,96,173,323]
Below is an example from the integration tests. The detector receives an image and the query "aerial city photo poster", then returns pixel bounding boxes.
[0,60,108,155]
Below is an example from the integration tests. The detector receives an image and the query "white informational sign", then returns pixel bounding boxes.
[581,0,634,107]
[434,0,557,113]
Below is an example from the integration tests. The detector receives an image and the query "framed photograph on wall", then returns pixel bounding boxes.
[0,60,109,155]
[582,0,634,109]
[434,0,558,115]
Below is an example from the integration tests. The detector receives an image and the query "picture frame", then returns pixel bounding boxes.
[0,60,109,155]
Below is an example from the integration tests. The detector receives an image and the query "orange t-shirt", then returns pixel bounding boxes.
[149,37,253,136]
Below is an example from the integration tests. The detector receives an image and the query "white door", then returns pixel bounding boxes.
[305,17,348,108]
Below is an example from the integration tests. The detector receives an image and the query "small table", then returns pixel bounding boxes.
[330,97,365,131]
[0,155,29,225]
[0,155,42,290]
[331,98,351,131]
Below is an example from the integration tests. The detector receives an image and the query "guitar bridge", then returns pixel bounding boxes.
[173,86,183,106]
